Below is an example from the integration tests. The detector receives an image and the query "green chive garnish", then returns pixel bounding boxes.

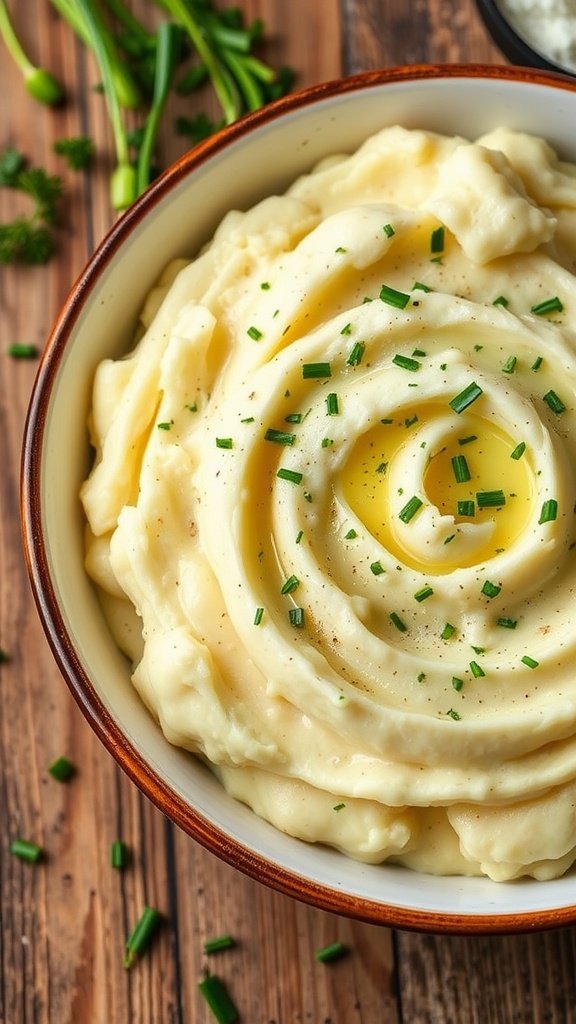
[315,942,348,964]
[260,281,270,290]
[8,343,38,358]
[340,322,352,335]
[477,490,506,508]
[48,756,75,782]
[399,495,423,523]
[10,838,43,863]
[539,499,558,523]
[376,461,388,474]
[370,561,385,576]
[497,617,517,629]
[404,414,418,428]
[124,906,162,969]
[383,223,395,238]
[531,296,563,316]
[510,442,526,460]
[457,500,475,517]
[111,840,128,869]
[458,435,477,446]
[347,341,365,366]
[345,528,357,540]
[470,661,485,678]
[390,612,407,633]
[452,676,464,691]
[157,421,172,431]
[430,225,445,254]
[521,655,539,669]
[254,607,264,625]
[289,607,305,628]
[379,284,410,309]
[502,355,517,374]
[449,382,483,414]
[325,392,339,415]
[216,437,233,449]
[414,586,434,602]
[203,934,236,955]
[295,530,304,544]
[531,356,543,371]
[493,295,509,307]
[198,974,239,1023]
[441,623,455,640]
[284,412,303,424]
[451,454,471,483]
[277,468,303,484]
[481,580,501,598]
[302,361,331,379]
[543,390,566,414]
[321,438,334,448]
[333,802,346,812]
[281,575,300,594]
[412,281,431,292]
[446,708,461,721]
[393,354,421,372]
[240,416,254,423]
[247,325,262,340]
[265,428,296,445]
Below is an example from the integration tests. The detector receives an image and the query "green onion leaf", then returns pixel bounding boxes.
[345,528,358,540]
[451,454,471,483]
[412,281,431,292]
[430,225,445,254]
[247,325,262,340]
[441,623,455,640]
[458,435,477,446]
[325,392,339,415]
[477,490,506,508]
[281,575,300,594]
[370,561,385,576]
[493,295,509,307]
[383,223,395,238]
[539,498,558,523]
[531,356,543,372]
[510,442,526,460]
[446,708,461,721]
[392,353,421,372]
[497,617,517,629]
[531,296,563,316]
[48,756,75,782]
[277,468,303,484]
[340,322,352,335]
[289,607,305,628]
[457,500,475,517]
[414,586,434,602]
[8,343,38,358]
[449,381,483,414]
[481,580,501,599]
[346,341,365,366]
[302,361,331,379]
[265,428,296,445]
[203,934,236,955]
[399,495,423,523]
[543,390,566,414]
[315,941,348,964]
[111,840,128,869]
[198,974,239,1024]
[295,530,304,544]
[502,355,517,374]
[470,661,485,678]
[253,607,264,626]
[124,906,162,969]
[216,437,233,449]
[452,676,464,691]
[10,838,43,862]
[284,412,303,424]
[521,655,539,669]
[389,612,407,633]
[379,284,410,309]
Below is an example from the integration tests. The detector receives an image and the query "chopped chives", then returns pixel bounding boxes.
[289,607,305,628]
[497,617,517,629]
[253,607,264,625]
[281,575,300,594]
[277,468,303,484]
[531,296,563,316]
[451,454,471,483]
[457,500,475,517]
[452,676,464,691]
[215,437,233,449]
[404,414,418,428]
[502,355,517,374]
[376,461,388,474]
[418,672,426,682]
[198,974,239,1023]
[340,322,352,335]
[325,392,339,415]
[521,655,539,669]
[412,348,427,357]
[441,623,455,640]
[399,495,423,523]
[304,491,313,503]
[430,225,445,254]
[446,708,461,721]
[381,417,394,424]
[470,661,485,678]
[346,341,365,366]
[335,246,347,254]
[543,390,566,414]
[295,530,304,544]
[458,435,477,446]
[240,416,254,423]
[315,942,348,964]
[392,353,421,372]
[8,343,38,358]
[10,838,43,863]
[333,802,346,811]
[321,438,334,448]
[414,586,434,602]
[539,498,558,523]
[493,295,509,307]
[204,934,236,955]
[383,223,395,237]
[247,325,262,340]
[124,906,162,969]
[370,561,385,576]
[471,645,485,655]
[444,534,456,544]
[531,356,543,371]
[157,421,172,431]
[48,756,75,782]
[481,580,501,598]
[345,528,358,540]
[510,442,526,460]
[412,281,431,292]
[285,412,303,423]
[449,381,483,414]
[111,840,128,869]
[260,281,270,290]
[389,612,407,633]
[477,490,506,508]
[302,361,331,379]
[379,284,411,309]
[265,428,296,445]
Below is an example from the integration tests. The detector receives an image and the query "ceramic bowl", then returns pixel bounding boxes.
[22,64,576,934]
[476,0,576,77]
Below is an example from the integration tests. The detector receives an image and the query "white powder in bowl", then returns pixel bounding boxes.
[497,0,576,72]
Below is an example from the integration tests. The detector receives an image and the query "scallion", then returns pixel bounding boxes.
[521,655,539,669]
[302,361,331,379]
[414,586,434,602]
[280,575,300,594]
[449,381,483,414]
[531,296,563,316]
[392,353,421,372]
[346,341,365,366]
[497,617,517,629]
[265,428,296,445]
[325,392,339,415]
[370,561,385,576]
[539,498,558,523]
[543,390,566,415]
[441,623,455,640]
[383,223,395,238]
[477,490,506,508]
[481,580,501,599]
[111,840,128,869]
[470,661,485,678]
[277,468,303,484]
[203,934,236,955]
[48,756,75,782]
[315,941,348,964]
[198,973,239,1024]
[247,325,262,340]
[502,355,517,374]
[10,838,43,863]
[379,284,410,309]
[389,611,407,633]
[510,442,526,460]
[399,495,423,523]
[124,906,162,969]
[289,607,305,628]
[253,607,264,626]
[452,676,464,691]
[430,225,445,254]
[451,454,471,483]
[8,343,38,358]
[457,500,475,517]
[215,437,233,449]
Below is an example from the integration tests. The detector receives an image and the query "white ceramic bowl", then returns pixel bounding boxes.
[22,64,576,934]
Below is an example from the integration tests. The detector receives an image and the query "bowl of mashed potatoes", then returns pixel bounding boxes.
[22,63,576,932]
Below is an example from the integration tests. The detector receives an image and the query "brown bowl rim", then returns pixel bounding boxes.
[20,62,576,936]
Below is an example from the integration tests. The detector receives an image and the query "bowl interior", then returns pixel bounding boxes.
[24,66,576,932]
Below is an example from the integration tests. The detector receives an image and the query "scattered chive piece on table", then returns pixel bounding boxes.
[502,355,517,374]
[497,617,517,629]
[111,840,128,869]
[543,389,566,414]
[451,454,471,483]
[441,623,455,640]
[325,392,339,415]
[277,468,303,484]
[10,838,43,862]
[389,611,407,633]
[124,906,162,969]
[302,361,331,379]
[414,586,434,602]
[481,580,501,599]
[399,495,423,523]
[457,500,475,517]
[246,325,262,340]
[531,296,563,316]
[203,934,236,955]
[539,498,558,523]
[347,341,365,366]
[315,941,348,964]
[280,575,300,594]
[253,607,264,626]
[48,755,75,782]
[476,490,506,508]
[264,427,296,445]
[379,284,411,309]
[470,661,485,678]
[392,353,421,372]
[452,676,464,691]
[215,437,233,449]
[449,381,483,414]
[521,655,539,669]
[198,973,239,1024]
[8,343,38,358]
[510,441,526,460]
[289,607,305,628]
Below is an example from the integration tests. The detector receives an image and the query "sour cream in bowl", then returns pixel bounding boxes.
[22,64,576,933]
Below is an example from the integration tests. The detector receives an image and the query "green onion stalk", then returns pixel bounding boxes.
[0,0,63,103]
[136,21,181,194]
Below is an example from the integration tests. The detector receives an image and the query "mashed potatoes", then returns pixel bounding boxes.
[81,125,576,880]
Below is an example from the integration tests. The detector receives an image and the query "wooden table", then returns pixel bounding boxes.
[3,2,576,1022]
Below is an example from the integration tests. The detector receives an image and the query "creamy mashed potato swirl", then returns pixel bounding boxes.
[82,126,576,880]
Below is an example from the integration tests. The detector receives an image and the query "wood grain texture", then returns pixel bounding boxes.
[2,2,576,1024]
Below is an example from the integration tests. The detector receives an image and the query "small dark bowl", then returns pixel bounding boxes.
[476,0,576,77]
